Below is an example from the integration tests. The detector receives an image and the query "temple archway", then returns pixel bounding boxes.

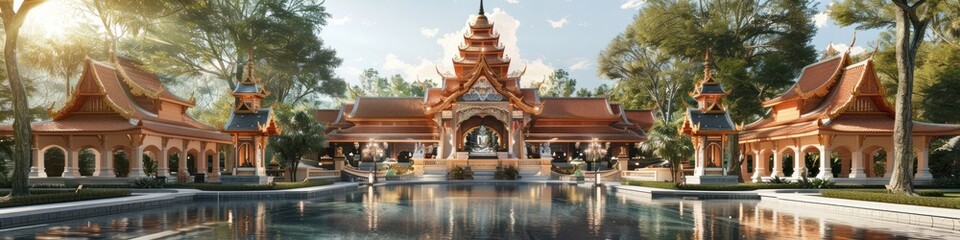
[42,146,66,177]
[78,148,99,176]
[457,115,507,152]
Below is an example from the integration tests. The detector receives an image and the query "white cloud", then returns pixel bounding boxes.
[505,0,519,3]
[620,0,644,9]
[829,43,866,55]
[547,17,568,29]
[382,54,439,83]
[420,27,439,38]
[812,11,829,28]
[569,59,592,71]
[330,14,352,26]
[361,20,376,26]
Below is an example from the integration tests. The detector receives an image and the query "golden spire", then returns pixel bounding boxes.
[703,48,713,80]
[240,47,259,84]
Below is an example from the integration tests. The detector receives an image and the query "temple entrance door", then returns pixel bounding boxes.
[457,116,507,157]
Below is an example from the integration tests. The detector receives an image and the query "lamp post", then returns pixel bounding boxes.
[362,139,387,184]
[583,138,609,172]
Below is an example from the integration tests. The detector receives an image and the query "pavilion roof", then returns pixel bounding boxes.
[741,57,960,141]
[1,58,229,142]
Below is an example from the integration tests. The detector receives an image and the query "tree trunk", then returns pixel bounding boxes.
[4,32,33,196]
[725,134,743,183]
[888,3,927,195]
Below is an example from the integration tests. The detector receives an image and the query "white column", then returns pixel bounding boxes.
[29,146,46,177]
[255,136,266,176]
[751,150,765,182]
[61,149,81,178]
[96,148,116,177]
[792,149,804,178]
[128,146,148,177]
[770,150,783,177]
[157,149,170,177]
[816,146,832,180]
[848,148,866,178]
[211,145,221,182]
[915,144,932,180]
[694,138,706,176]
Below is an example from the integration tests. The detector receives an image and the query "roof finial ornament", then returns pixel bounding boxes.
[845,31,858,54]
[703,48,713,77]
[479,0,485,15]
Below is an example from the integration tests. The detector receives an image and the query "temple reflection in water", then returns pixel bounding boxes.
[12,184,954,239]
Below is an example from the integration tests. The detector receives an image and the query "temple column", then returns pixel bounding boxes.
[694,137,706,176]
[128,146,148,177]
[29,145,46,177]
[791,147,804,179]
[915,137,932,181]
[255,136,266,176]
[178,149,188,177]
[62,148,82,178]
[884,150,894,178]
[751,149,766,182]
[770,149,783,177]
[815,145,832,180]
[96,148,116,177]
[211,144,221,182]
[158,148,170,177]
[849,147,866,178]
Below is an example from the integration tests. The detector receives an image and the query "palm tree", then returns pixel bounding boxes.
[640,118,694,182]
[269,111,326,182]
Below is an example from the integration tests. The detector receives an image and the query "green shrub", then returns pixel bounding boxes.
[134,177,166,188]
[494,165,520,180]
[768,176,788,184]
[821,190,960,209]
[447,165,468,180]
[0,189,131,208]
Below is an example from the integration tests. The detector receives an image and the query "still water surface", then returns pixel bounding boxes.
[1,183,957,239]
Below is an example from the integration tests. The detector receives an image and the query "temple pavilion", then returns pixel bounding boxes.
[737,49,960,184]
[316,3,654,177]
[0,57,231,182]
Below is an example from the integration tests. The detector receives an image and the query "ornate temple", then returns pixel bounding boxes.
[222,53,280,183]
[681,50,740,184]
[737,48,960,184]
[0,57,231,182]
[316,3,654,177]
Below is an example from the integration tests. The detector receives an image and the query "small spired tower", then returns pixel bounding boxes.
[681,49,741,184]
[222,51,280,184]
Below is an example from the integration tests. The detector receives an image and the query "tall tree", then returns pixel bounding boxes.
[537,69,577,97]
[0,0,45,197]
[598,30,695,122]
[606,0,817,123]
[831,0,947,195]
[269,110,325,182]
[132,0,345,105]
[640,116,694,182]
[347,68,435,98]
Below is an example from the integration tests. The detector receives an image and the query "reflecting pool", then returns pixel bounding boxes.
[2,183,957,239]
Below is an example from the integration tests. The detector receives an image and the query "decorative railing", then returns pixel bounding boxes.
[305,169,340,178]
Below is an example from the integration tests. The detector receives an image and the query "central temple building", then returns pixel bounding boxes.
[316,4,653,176]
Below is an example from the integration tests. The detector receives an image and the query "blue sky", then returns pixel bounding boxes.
[320,0,875,90]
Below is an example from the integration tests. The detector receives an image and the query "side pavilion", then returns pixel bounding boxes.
[738,50,960,184]
[0,57,231,182]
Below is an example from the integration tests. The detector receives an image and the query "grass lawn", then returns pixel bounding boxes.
[821,190,960,209]
[0,189,131,208]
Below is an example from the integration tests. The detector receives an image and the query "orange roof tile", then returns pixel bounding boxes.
[348,97,426,119]
[764,55,846,106]
[538,98,618,119]
[625,110,655,130]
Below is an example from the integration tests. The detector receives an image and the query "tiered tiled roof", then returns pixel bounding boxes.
[682,50,739,135]
[223,53,279,135]
[0,58,230,142]
[741,52,960,141]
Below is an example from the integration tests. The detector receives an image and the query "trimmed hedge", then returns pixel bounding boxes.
[0,189,131,208]
[821,190,960,209]
[167,179,335,191]
[621,180,886,191]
